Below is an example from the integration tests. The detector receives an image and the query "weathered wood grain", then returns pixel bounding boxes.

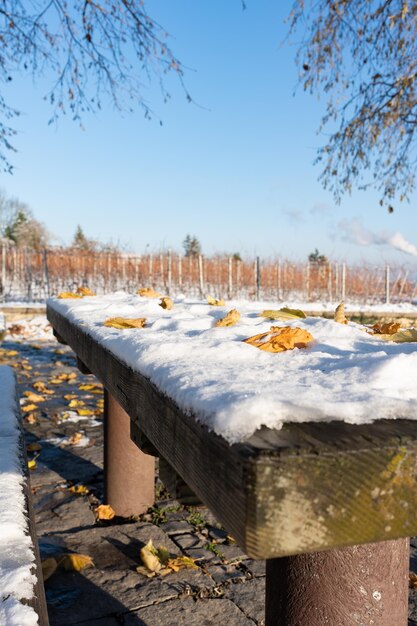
[47,305,417,559]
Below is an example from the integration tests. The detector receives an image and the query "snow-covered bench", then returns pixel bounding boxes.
[0,366,49,626]
[47,296,416,626]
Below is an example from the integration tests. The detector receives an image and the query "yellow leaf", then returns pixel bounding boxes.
[33,381,54,395]
[137,287,161,298]
[159,296,173,310]
[334,302,348,324]
[243,326,314,352]
[76,408,94,416]
[60,553,94,571]
[377,328,417,343]
[4,349,18,357]
[69,484,89,495]
[260,307,306,320]
[64,394,78,401]
[23,392,45,403]
[78,383,101,391]
[372,322,401,335]
[104,317,146,329]
[54,349,66,355]
[167,556,199,572]
[207,296,225,306]
[22,403,38,413]
[76,287,96,296]
[26,442,42,452]
[25,413,38,425]
[140,540,162,573]
[58,292,83,299]
[57,372,77,381]
[215,309,241,327]
[68,432,83,445]
[95,504,116,520]
[42,558,58,582]
[68,399,85,408]
[28,459,37,470]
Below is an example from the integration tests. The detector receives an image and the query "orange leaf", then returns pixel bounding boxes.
[22,403,38,413]
[60,553,94,571]
[104,317,146,329]
[137,287,161,298]
[243,326,314,352]
[58,292,83,299]
[76,287,96,296]
[159,296,173,310]
[23,392,45,403]
[95,504,116,520]
[372,322,401,335]
[215,309,240,327]
[69,484,89,495]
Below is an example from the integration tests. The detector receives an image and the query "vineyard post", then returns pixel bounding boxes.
[198,255,205,296]
[178,255,182,291]
[341,264,346,301]
[228,257,233,299]
[236,259,241,294]
[306,263,310,301]
[42,249,50,297]
[328,263,332,302]
[255,256,261,300]
[1,244,5,297]
[26,248,32,302]
[334,264,339,301]
[149,254,153,283]
[160,254,164,291]
[385,265,390,305]
[277,260,282,301]
[167,249,172,295]
[398,270,409,300]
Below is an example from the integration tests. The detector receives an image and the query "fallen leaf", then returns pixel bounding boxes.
[140,540,162,573]
[372,322,401,335]
[260,307,306,320]
[23,392,45,403]
[68,432,83,445]
[104,317,146,329]
[25,413,38,425]
[28,459,37,470]
[215,309,241,327]
[33,381,54,395]
[95,504,116,520]
[410,572,417,588]
[76,287,96,296]
[334,302,348,324]
[42,558,58,581]
[76,408,94,416]
[207,296,225,306]
[243,326,314,352]
[78,383,101,391]
[68,399,85,408]
[60,553,94,571]
[27,442,42,452]
[58,292,83,299]
[69,485,89,495]
[57,372,77,381]
[137,287,161,298]
[54,349,66,355]
[64,394,78,401]
[377,328,417,343]
[159,296,173,310]
[22,403,38,413]
[166,556,199,572]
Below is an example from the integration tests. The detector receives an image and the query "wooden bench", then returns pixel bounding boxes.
[0,365,49,626]
[47,304,416,626]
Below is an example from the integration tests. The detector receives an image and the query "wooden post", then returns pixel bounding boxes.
[198,254,205,296]
[42,248,50,298]
[255,256,260,300]
[178,255,183,291]
[385,265,390,305]
[103,390,155,516]
[149,253,153,282]
[1,243,5,297]
[277,261,282,301]
[335,264,339,301]
[327,263,332,302]
[26,249,32,302]
[228,256,233,299]
[306,263,310,301]
[265,538,409,626]
[341,263,346,302]
[167,249,172,295]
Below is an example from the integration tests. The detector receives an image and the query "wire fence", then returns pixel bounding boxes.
[0,246,415,305]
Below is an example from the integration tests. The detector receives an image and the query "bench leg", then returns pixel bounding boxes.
[265,538,409,625]
[104,390,155,516]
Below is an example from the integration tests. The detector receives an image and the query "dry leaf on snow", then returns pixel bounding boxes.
[104,317,146,329]
[207,296,225,306]
[260,307,306,321]
[377,328,417,343]
[334,302,348,325]
[372,322,401,335]
[159,296,173,310]
[95,504,116,520]
[244,326,314,353]
[215,309,241,327]
[137,287,161,298]
[76,287,96,296]
[58,292,83,299]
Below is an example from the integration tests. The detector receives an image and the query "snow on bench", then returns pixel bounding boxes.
[0,366,47,626]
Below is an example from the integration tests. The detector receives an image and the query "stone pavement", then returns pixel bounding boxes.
[2,315,417,626]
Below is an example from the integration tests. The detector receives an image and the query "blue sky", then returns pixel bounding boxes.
[2,0,417,265]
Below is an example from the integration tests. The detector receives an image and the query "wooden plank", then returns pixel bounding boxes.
[47,305,417,559]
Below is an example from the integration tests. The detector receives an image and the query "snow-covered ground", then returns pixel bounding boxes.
[49,292,417,444]
[0,366,38,626]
